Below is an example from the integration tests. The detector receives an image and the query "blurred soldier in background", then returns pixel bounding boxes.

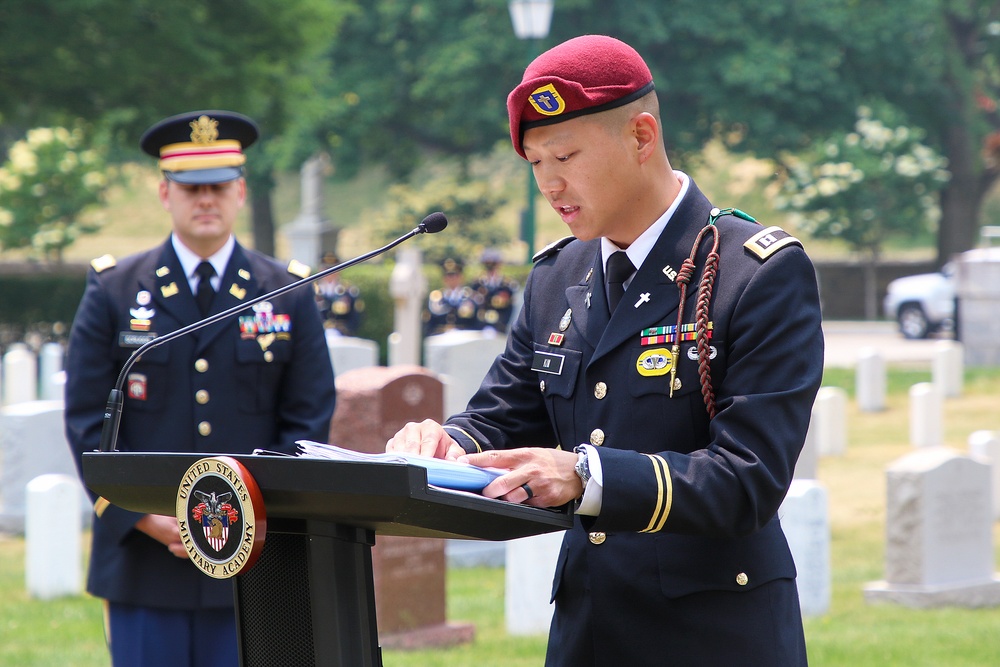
[423,257,483,336]
[472,248,519,334]
[314,251,364,337]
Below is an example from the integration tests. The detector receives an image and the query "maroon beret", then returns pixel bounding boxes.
[507,35,655,158]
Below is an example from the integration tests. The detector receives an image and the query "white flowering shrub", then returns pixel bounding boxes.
[0,125,111,261]
[775,106,950,259]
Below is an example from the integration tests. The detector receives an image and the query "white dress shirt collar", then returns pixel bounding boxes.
[171,234,236,293]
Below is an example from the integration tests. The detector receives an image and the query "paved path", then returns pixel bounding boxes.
[822,320,947,368]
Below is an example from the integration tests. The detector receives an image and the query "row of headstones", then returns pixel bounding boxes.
[791,340,1000,617]
[1,343,65,405]
[9,331,545,645]
[15,332,994,632]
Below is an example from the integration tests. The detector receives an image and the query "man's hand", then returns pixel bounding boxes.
[460,447,583,507]
[386,419,466,460]
[135,513,188,558]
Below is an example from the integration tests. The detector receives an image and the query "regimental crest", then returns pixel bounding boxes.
[191,490,237,553]
[529,84,566,116]
[189,115,220,144]
[175,457,266,579]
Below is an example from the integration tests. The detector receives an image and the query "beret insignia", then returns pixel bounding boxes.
[529,84,566,116]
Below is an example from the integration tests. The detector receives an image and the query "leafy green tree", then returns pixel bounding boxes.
[555,0,998,263]
[0,125,112,262]
[370,148,520,266]
[775,106,950,318]
[0,0,352,255]
[316,0,527,179]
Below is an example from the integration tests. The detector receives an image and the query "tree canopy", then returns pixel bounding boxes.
[3,0,999,263]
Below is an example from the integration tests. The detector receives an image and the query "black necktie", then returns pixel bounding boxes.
[606,251,634,313]
[194,261,216,316]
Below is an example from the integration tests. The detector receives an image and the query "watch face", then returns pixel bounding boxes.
[575,452,591,485]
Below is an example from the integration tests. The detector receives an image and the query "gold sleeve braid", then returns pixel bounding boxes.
[639,454,672,533]
[442,425,484,453]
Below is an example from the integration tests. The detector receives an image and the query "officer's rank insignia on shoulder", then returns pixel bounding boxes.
[743,226,802,261]
[90,254,117,273]
[286,259,311,279]
[532,236,575,263]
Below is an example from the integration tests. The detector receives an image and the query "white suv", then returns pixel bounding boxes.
[883,264,956,339]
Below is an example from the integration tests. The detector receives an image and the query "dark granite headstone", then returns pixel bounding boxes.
[329,365,474,648]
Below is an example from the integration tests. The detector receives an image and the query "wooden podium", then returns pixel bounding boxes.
[82,452,572,667]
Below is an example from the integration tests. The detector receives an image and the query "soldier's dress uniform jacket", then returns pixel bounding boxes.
[65,238,336,611]
[424,286,483,336]
[471,274,519,333]
[315,282,364,336]
[443,179,823,666]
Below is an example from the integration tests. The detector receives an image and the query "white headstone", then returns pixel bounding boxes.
[505,531,563,635]
[3,344,37,405]
[25,474,82,598]
[780,480,830,616]
[968,430,1000,520]
[811,386,847,457]
[932,340,963,398]
[326,334,379,375]
[855,346,886,412]
[794,417,818,480]
[0,401,90,533]
[38,342,64,401]
[864,447,1000,607]
[388,247,427,367]
[424,331,507,418]
[284,153,333,267]
[909,382,942,448]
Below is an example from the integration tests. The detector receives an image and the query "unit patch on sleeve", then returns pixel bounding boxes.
[743,226,802,261]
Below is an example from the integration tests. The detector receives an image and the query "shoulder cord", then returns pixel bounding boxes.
[672,222,722,419]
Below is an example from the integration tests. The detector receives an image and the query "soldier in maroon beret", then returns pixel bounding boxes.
[388,35,821,666]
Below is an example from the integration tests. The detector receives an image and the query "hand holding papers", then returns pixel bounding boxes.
[295,441,504,493]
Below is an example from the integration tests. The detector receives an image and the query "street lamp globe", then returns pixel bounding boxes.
[508,0,554,40]
[508,0,554,262]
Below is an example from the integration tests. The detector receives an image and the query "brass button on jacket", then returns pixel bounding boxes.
[594,382,607,399]
[589,531,607,545]
[198,421,212,437]
[590,428,605,446]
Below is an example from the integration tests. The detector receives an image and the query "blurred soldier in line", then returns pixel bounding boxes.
[423,257,483,336]
[314,251,364,337]
[472,248,519,334]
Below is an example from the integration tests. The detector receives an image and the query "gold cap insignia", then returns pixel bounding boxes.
[189,115,220,144]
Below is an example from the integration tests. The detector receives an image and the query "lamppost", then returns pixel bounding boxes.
[508,0,554,263]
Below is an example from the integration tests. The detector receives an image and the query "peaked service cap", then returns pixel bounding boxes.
[140,110,259,184]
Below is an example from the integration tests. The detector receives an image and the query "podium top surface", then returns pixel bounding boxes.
[83,452,572,541]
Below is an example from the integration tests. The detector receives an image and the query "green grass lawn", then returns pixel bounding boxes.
[2,367,1000,666]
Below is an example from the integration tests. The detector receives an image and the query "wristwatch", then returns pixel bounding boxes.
[573,445,591,487]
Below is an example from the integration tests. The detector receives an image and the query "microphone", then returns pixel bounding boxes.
[98,211,448,452]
